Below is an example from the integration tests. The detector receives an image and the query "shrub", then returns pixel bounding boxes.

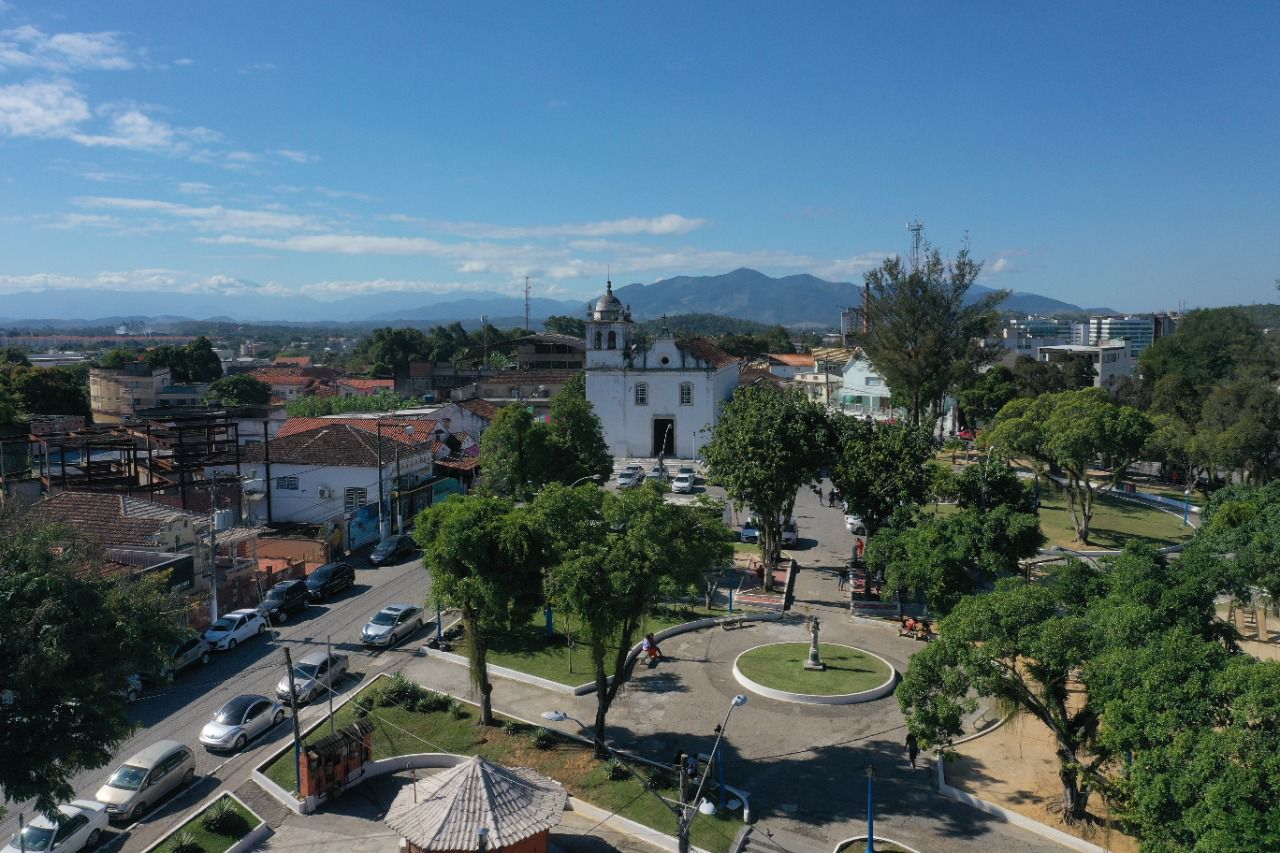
[201,798,250,837]
[604,757,630,781]
[501,719,523,736]
[449,703,469,720]
[646,767,673,789]
[380,672,420,707]
[530,727,555,750]
[413,690,453,713]
[170,831,201,853]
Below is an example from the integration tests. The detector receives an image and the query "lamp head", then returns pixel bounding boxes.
[541,710,567,721]
[697,799,717,815]
[732,694,748,707]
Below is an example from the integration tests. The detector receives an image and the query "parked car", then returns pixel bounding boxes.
[257,579,309,624]
[677,465,696,480]
[647,462,668,482]
[199,694,285,752]
[123,673,142,703]
[617,466,645,488]
[167,633,211,676]
[844,514,864,533]
[95,740,195,823]
[740,517,760,543]
[3,800,108,853]
[276,650,349,705]
[203,609,267,651]
[305,561,356,602]
[782,519,798,546]
[361,604,424,647]
[671,473,695,494]
[370,534,415,566]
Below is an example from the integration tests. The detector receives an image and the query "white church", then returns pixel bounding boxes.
[583,282,740,459]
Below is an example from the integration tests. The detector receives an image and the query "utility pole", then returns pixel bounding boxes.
[524,275,531,333]
[282,647,303,792]
[481,315,488,365]
[209,476,220,624]
[907,218,925,271]
[262,419,273,524]
[326,634,335,735]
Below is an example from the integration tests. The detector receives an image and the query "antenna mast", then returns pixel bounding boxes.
[907,218,925,271]
[524,275,531,332]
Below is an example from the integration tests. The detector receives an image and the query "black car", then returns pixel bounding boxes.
[306,561,356,601]
[369,534,415,566]
[257,579,309,624]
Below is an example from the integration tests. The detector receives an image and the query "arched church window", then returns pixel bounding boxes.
[607,330,617,350]
[635,383,648,405]
[594,331,602,350]
[680,382,693,405]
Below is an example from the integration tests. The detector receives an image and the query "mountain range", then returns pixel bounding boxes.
[0,269,1116,328]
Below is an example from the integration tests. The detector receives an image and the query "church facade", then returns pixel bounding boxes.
[583,282,739,459]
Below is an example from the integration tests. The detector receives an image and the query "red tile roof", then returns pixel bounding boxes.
[276,416,440,446]
[274,356,312,367]
[676,338,739,369]
[768,353,815,367]
[456,398,504,421]
[239,423,426,467]
[337,378,395,391]
[32,492,201,549]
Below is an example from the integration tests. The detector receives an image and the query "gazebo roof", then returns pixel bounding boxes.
[385,756,567,851]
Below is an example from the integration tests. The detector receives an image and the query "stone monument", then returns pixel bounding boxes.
[804,615,826,671]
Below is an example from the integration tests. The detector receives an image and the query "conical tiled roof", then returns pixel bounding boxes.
[385,756,567,851]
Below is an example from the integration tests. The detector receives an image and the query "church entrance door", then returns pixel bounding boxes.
[652,418,675,458]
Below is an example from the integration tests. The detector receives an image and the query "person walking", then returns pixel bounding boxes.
[906,732,920,769]
[837,567,849,590]
[815,485,824,504]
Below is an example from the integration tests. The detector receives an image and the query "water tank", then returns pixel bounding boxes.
[214,509,234,531]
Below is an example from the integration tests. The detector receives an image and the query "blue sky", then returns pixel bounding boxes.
[1,1,1277,315]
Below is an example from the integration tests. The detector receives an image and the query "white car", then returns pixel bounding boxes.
[617,466,645,488]
[740,517,760,543]
[782,519,798,546]
[361,604,424,647]
[647,463,668,482]
[199,694,285,752]
[203,609,268,651]
[3,801,108,853]
[844,514,864,533]
[671,473,695,494]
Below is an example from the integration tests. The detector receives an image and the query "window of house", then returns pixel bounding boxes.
[607,330,617,349]
[679,382,693,405]
[865,376,881,386]
[594,331,602,350]
[344,487,368,512]
[275,475,299,490]
[634,383,648,405]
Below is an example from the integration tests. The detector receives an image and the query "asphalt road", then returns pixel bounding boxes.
[0,552,440,853]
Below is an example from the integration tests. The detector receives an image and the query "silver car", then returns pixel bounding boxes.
[199,694,285,752]
[361,604,423,647]
[275,650,349,705]
[671,473,695,494]
[95,740,195,823]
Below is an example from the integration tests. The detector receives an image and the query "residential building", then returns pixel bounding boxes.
[336,378,396,397]
[249,369,327,402]
[273,356,313,368]
[766,353,815,380]
[838,353,901,421]
[155,383,211,409]
[28,352,91,369]
[450,369,577,409]
[397,361,492,402]
[1038,341,1132,389]
[89,363,172,423]
[583,282,739,458]
[514,333,586,370]
[795,370,843,405]
[28,414,86,435]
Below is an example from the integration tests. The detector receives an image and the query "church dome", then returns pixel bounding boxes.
[592,281,624,320]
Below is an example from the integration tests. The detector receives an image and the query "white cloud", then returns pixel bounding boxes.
[238,62,277,75]
[430,213,707,240]
[177,181,214,195]
[297,278,505,300]
[0,25,134,72]
[75,195,323,232]
[814,252,892,280]
[313,185,372,201]
[202,232,458,255]
[0,78,90,136]
[0,268,282,297]
[173,57,194,66]
[275,147,318,164]
[987,257,1012,274]
[71,109,176,150]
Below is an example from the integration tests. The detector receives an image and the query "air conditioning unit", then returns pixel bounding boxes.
[317,487,332,499]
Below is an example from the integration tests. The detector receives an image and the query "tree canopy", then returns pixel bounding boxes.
[985,388,1151,543]
[284,390,414,418]
[413,495,544,725]
[205,373,272,406]
[144,336,223,383]
[828,419,936,536]
[0,511,182,815]
[703,386,829,577]
[477,404,553,500]
[546,372,612,486]
[543,315,586,337]
[852,242,1005,427]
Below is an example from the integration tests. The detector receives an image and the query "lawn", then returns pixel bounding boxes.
[735,643,891,695]
[459,604,737,686]
[263,680,741,853]
[1125,480,1204,507]
[928,485,1192,549]
[154,795,261,853]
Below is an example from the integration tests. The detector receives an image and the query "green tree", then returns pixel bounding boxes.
[284,390,414,418]
[97,348,137,369]
[205,374,272,406]
[144,337,222,383]
[546,372,612,486]
[1139,307,1269,388]
[0,511,181,815]
[0,383,20,425]
[955,365,1017,428]
[828,419,935,536]
[0,347,30,366]
[852,242,1005,426]
[532,484,731,754]
[356,328,432,378]
[1196,481,1280,605]
[8,367,91,416]
[1196,377,1280,485]
[478,405,552,500]
[413,495,544,726]
[985,389,1151,544]
[543,315,586,337]
[703,386,829,581]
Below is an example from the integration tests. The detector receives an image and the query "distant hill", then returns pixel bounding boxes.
[0,268,1114,327]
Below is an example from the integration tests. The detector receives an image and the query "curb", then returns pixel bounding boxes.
[569,796,714,853]
[139,791,270,853]
[833,835,923,853]
[732,643,897,705]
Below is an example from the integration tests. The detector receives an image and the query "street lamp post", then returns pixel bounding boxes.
[376,418,386,539]
[1183,488,1191,526]
[570,474,604,487]
[544,694,749,853]
[865,765,876,853]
